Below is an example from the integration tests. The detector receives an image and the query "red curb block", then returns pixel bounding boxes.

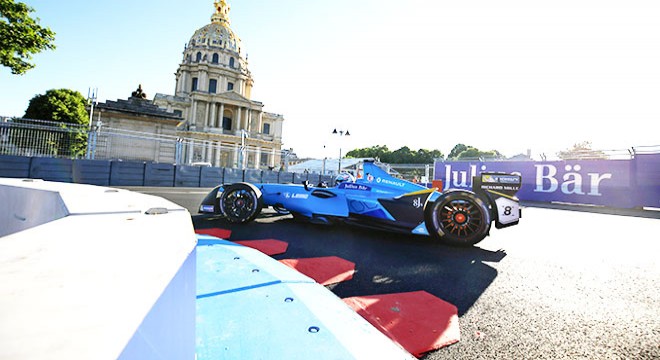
[279,256,355,285]
[234,239,289,256]
[343,291,460,357]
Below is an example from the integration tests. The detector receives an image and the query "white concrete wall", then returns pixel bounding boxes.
[0,178,197,360]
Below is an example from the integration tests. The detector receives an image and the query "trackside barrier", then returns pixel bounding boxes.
[0,154,336,188]
[144,162,175,187]
[435,155,660,209]
[110,160,145,186]
[73,159,111,186]
[30,157,73,183]
[175,165,202,187]
[0,154,30,178]
[0,178,197,359]
[0,179,415,358]
[199,166,223,187]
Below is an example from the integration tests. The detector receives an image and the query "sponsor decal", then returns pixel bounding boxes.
[366,173,374,182]
[340,183,371,191]
[376,177,406,187]
[433,157,659,208]
[284,192,309,199]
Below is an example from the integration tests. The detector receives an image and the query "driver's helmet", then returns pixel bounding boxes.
[335,172,355,186]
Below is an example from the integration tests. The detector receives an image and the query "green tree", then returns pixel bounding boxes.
[448,143,468,160]
[346,145,444,164]
[452,144,503,160]
[0,0,56,74]
[21,89,89,157]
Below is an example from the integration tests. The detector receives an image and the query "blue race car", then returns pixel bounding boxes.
[199,160,521,246]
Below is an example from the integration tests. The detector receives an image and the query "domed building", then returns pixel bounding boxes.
[154,0,284,169]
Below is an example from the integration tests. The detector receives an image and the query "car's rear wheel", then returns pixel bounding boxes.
[425,191,491,246]
[218,183,263,223]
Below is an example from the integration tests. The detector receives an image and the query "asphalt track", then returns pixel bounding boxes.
[136,187,660,359]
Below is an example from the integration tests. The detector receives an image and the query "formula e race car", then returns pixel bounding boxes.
[199,160,522,246]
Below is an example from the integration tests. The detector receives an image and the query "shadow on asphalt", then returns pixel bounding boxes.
[192,212,506,316]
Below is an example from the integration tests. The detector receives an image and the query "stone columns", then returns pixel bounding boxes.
[214,141,222,166]
[205,140,213,162]
[209,103,217,128]
[203,102,210,128]
[191,101,197,127]
[255,147,261,169]
[219,103,225,129]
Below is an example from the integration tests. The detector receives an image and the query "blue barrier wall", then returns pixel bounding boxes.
[145,163,175,187]
[0,155,30,178]
[4,154,654,209]
[200,167,223,187]
[30,157,73,183]
[434,155,660,209]
[0,155,329,188]
[175,165,202,187]
[73,159,111,186]
[110,161,145,186]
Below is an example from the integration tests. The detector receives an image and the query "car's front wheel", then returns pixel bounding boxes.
[218,183,263,223]
[425,190,491,246]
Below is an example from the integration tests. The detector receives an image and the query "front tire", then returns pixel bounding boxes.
[425,191,491,246]
[218,183,263,223]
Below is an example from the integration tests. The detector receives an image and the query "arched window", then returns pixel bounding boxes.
[195,52,202,62]
[212,53,219,64]
[229,57,235,68]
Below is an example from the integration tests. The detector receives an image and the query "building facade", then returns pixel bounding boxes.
[154,0,284,169]
[93,86,183,163]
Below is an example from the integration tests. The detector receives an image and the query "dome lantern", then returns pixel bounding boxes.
[211,0,231,26]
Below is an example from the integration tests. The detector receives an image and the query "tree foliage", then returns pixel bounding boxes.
[346,145,444,164]
[18,89,89,157]
[24,88,88,125]
[447,143,502,160]
[0,0,56,74]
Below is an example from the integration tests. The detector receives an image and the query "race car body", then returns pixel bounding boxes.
[199,160,522,246]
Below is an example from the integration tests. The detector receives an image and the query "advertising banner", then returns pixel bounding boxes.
[434,158,657,209]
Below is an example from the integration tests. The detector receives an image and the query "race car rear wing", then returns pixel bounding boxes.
[472,173,522,229]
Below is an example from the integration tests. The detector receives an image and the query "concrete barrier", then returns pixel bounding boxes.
[0,178,197,359]
[0,178,414,359]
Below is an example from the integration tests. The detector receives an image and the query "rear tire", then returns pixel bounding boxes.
[425,191,491,246]
[218,183,263,223]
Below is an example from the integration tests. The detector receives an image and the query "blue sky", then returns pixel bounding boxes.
[2,0,659,159]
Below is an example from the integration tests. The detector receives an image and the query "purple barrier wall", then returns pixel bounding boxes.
[435,155,660,209]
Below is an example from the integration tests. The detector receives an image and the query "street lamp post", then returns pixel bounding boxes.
[332,128,350,174]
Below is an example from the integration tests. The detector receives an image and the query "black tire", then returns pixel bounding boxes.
[218,183,263,223]
[425,190,491,246]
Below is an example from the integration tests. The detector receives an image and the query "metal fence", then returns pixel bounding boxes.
[1,117,279,169]
[0,117,89,158]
